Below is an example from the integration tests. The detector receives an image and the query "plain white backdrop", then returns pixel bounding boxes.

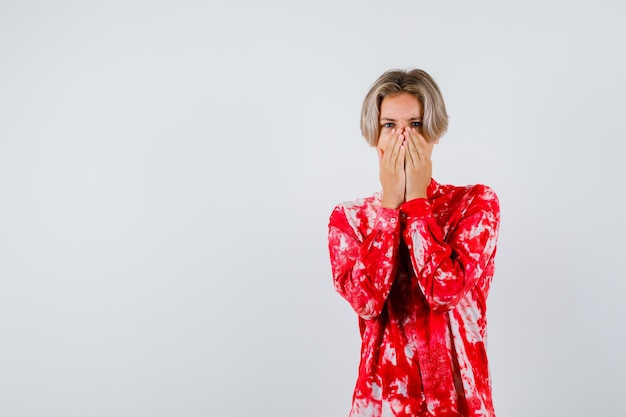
[1,1,625,416]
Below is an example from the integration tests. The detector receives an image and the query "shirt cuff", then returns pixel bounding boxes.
[374,207,401,232]
[400,198,433,218]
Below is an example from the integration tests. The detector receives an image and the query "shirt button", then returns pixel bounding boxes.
[390,218,396,223]
[400,213,406,220]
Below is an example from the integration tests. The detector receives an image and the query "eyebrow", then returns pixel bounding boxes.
[380,117,423,122]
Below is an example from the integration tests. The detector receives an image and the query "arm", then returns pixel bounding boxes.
[328,205,401,320]
[401,185,500,312]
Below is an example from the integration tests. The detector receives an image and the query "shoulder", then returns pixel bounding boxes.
[462,184,500,227]
[437,182,500,218]
[439,181,498,203]
[332,192,380,212]
[465,184,499,207]
[328,193,381,238]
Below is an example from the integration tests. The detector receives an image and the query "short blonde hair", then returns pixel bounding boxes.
[360,69,448,146]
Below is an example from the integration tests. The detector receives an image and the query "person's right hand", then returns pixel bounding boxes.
[377,129,406,209]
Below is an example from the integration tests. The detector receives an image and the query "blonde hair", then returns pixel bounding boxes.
[360,69,448,146]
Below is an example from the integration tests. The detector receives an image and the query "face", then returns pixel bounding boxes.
[377,93,424,151]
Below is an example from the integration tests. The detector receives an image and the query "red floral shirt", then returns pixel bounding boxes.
[328,179,500,417]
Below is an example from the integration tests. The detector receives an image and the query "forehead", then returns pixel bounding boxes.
[379,93,423,118]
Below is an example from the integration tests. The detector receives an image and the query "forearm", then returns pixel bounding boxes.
[400,191,499,311]
[329,207,401,319]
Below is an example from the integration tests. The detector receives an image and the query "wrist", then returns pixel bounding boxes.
[381,201,402,209]
[381,195,403,209]
[405,190,427,201]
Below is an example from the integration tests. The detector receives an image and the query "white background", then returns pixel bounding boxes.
[1,1,625,416]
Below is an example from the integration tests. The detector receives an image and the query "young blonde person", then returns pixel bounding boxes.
[328,69,500,417]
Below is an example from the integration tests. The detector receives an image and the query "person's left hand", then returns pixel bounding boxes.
[404,127,433,201]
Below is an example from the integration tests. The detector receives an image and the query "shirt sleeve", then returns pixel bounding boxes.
[328,204,401,320]
[400,185,500,312]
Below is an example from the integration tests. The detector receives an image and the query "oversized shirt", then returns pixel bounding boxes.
[328,179,500,417]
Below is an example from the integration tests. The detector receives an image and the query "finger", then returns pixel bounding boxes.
[405,134,417,167]
[398,143,406,169]
[381,129,398,160]
[408,128,429,160]
[378,129,397,160]
[405,129,421,165]
[416,131,434,160]
[390,131,404,165]
[407,128,423,158]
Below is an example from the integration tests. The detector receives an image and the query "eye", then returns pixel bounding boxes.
[382,123,393,128]
[411,121,423,128]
